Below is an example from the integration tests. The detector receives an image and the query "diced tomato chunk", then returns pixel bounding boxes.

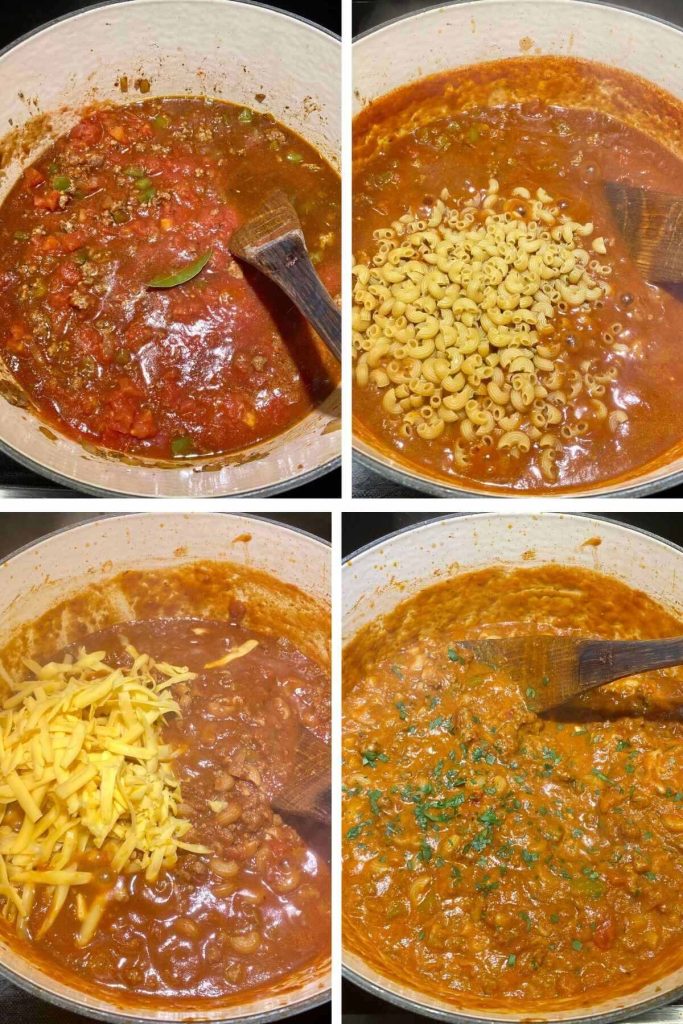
[125,322,156,351]
[61,233,87,253]
[111,376,145,400]
[107,399,135,434]
[59,261,81,285]
[69,117,103,146]
[34,191,61,212]
[6,322,27,353]
[130,408,157,438]
[41,235,61,252]
[108,125,126,143]
[593,918,616,951]
[23,167,45,189]
[72,325,104,357]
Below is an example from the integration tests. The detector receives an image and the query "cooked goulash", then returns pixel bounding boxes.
[0,614,330,1005]
[343,565,683,1009]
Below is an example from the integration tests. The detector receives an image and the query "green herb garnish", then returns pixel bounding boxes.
[592,768,619,788]
[361,749,389,768]
[345,820,371,840]
[368,789,382,816]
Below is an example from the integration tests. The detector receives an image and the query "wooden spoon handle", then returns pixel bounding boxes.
[250,232,341,361]
[579,636,683,691]
[273,776,331,827]
[272,726,331,826]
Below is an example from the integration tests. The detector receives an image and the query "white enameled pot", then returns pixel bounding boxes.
[0,511,330,1022]
[343,512,683,1022]
[0,0,340,496]
[352,0,683,497]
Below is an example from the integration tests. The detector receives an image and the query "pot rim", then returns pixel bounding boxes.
[352,446,683,498]
[353,0,683,44]
[0,510,331,1023]
[0,0,340,498]
[352,0,683,499]
[0,436,341,498]
[342,510,683,1023]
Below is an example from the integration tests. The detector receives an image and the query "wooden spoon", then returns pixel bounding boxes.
[272,726,330,827]
[229,189,341,360]
[604,181,683,284]
[458,635,683,713]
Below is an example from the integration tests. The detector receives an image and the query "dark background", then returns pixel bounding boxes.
[0,511,330,1022]
[342,509,683,1020]
[351,0,683,498]
[0,0,340,498]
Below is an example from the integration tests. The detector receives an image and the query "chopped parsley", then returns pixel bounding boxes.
[346,820,372,840]
[361,749,389,768]
[592,768,619,788]
[368,789,382,815]
[417,841,432,864]
[542,747,561,764]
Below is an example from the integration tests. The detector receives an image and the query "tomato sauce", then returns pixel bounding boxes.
[343,565,683,1011]
[0,98,340,460]
[353,57,683,492]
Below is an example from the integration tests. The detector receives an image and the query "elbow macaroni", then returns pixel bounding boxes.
[353,181,625,480]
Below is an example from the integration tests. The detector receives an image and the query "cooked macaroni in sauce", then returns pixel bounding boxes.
[0,562,330,1011]
[352,57,683,492]
[343,565,683,1011]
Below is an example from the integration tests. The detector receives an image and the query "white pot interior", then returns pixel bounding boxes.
[0,512,331,1022]
[0,0,340,496]
[343,512,683,1021]
[352,0,683,497]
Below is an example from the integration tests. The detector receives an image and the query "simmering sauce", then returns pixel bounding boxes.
[353,57,683,492]
[0,98,340,460]
[343,565,683,1010]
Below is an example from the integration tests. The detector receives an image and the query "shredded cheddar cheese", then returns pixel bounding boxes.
[0,647,209,945]
[204,639,259,669]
